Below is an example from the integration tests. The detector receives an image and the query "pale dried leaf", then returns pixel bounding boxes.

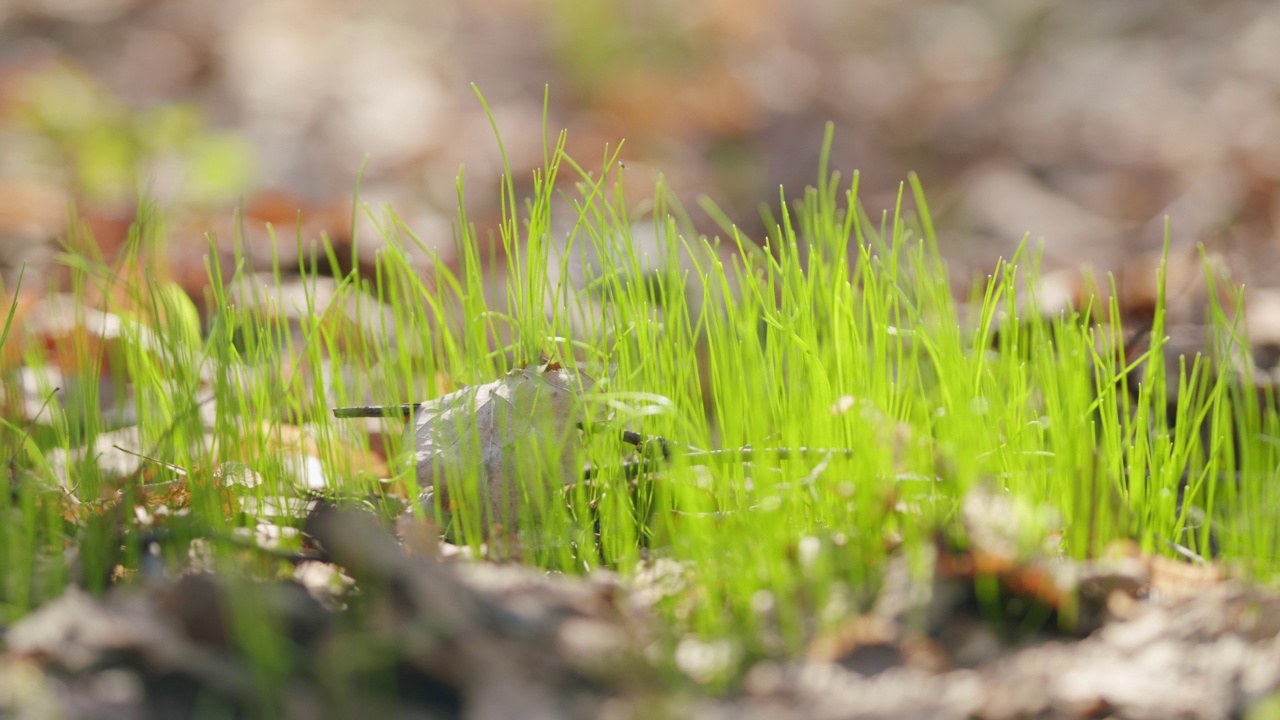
[407,362,596,525]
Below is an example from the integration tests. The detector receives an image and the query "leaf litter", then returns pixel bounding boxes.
[5,483,1280,719]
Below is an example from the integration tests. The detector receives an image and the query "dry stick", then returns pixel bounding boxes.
[333,404,420,419]
[583,428,857,481]
[611,447,859,479]
[332,405,857,480]
[113,445,188,477]
[1161,536,1210,565]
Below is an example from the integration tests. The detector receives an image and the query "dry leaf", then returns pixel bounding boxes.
[262,422,390,490]
[407,362,596,527]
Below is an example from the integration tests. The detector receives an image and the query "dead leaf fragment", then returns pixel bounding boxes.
[407,362,596,527]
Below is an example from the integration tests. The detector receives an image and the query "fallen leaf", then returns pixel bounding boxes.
[262,422,390,490]
[406,361,597,527]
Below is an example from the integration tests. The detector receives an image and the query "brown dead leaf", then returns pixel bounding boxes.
[1146,553,1224,598]
[1116,249,1235,327]
[137,479,193,511]
[935,534,1071,612]
[133,462,252,519]
[261,422,390,489]
[1024,247,1236,332]
[43,485,120,526]
[17,296,125,375]
[807,614,900,673]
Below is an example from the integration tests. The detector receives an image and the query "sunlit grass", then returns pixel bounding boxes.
[2,105,1277,694]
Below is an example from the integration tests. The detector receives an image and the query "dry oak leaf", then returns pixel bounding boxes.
[407,362,597,527]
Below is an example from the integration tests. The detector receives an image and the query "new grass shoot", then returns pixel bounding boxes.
[1,118,1275,689]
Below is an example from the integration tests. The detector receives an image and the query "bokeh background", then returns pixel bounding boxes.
[4,0,1280,299]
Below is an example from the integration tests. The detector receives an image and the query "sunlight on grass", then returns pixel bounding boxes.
[1,108,1276,690]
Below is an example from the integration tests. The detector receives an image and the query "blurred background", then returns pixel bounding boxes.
[3,0,1280,300]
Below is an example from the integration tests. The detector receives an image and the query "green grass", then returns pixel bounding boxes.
[2,108,1278,696]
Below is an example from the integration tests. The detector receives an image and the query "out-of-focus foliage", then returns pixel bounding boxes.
[9,64,256,207]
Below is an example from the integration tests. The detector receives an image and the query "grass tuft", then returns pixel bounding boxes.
[1,118,1273,689]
